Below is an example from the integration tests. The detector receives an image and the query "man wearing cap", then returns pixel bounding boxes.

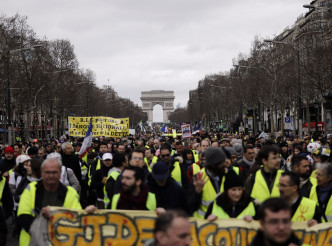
[220,138,231,148]
[0,146,16,180]
[188,147,227,218]
[104,153,127,209]
[91,152,113,208]
[147,161,187,212]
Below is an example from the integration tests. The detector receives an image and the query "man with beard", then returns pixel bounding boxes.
[111,166,156,211]
[278,172,321,227]
[188,147,227,218]
[291,155,316,198]
[250,198,303,246]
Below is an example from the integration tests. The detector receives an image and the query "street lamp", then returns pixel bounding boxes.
[1,44,42,145]
[264,39,303,139]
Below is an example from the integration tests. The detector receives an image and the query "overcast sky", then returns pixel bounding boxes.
[3,0,309,121]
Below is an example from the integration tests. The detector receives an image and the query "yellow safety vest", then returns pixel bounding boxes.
[88,158,101,186]
[192,163,201,176]
[144,156,158,172]
[0,177,5,206]
[309,186,332,222]
[171,161,182,187]
[231,166,239,175]
[17,181,82,246]
[250,169,283,203]
[291,197,316,222]
[311,169,317,179]
[103,171,121,209]
[111,192,157,211]
[192,150,199,163]
[211,200,256,219]
[193,168,225,219]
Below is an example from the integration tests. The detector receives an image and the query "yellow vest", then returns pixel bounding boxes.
[309,186,332,222]
[0,177,5,206]
[103,171,121,209]
[17,181,82,246]
[211,200,256,219]
[171,161,182,187]
[111,192,157,211]
[311,169,317,179]
[88,158,101,186]
[250,169,283,203]
[144,156,158,172]
[193,168,225,219]
[192,150,199,163]
[292,197,316,222]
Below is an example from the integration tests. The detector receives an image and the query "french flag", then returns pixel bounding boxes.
[78,118,93,158]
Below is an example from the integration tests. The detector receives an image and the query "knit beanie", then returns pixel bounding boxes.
[205,147,226,166]
[4,146,14,154]
[224,170,243,190]
[233,143,243,159]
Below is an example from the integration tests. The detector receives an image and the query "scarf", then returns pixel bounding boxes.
[117,184,149,210]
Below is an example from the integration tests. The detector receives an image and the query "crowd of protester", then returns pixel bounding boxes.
[0,130,331,245]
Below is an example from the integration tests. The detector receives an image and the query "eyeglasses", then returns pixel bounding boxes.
[161,154,170,158]
[132,157,143,161]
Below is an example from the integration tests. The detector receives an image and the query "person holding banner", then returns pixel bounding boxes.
[17,157,82,246]
[250,198,306,246]
[188,147,227,218]
[206,170,258,221]
[278,172,322,226]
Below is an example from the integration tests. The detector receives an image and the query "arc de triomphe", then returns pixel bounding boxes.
[140,90,175,123]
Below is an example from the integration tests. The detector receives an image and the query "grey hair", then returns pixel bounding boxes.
[41,157,62,170]
[318,162,332,178]
[61,142,73,151]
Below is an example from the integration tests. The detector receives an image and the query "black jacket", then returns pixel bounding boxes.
[0,175,14,219]
[0,158,16,175]
[61,153,82,183]
[205,193,259,219]
[147,174,188,213]
[91,163,111,199]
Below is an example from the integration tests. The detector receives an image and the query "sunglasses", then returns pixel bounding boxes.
[161,154,170,158]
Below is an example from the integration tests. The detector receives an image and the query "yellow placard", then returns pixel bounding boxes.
[43,208,332,246]
[68,116,129,137]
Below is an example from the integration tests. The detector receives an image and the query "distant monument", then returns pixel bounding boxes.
[140,90,175,123]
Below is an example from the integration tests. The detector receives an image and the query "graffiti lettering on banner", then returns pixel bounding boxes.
[68,116,129,137]
[37,208,332,246]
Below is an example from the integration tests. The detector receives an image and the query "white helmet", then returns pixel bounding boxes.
[47,152,62,160]
[16,155,31,166]
[307,142,321,154]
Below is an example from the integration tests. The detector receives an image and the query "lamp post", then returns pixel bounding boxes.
[264,39,303,139]
[1,44,42,145]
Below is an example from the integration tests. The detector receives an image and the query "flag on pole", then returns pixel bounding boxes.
[139,121,146,133]
[78,118,93,158]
